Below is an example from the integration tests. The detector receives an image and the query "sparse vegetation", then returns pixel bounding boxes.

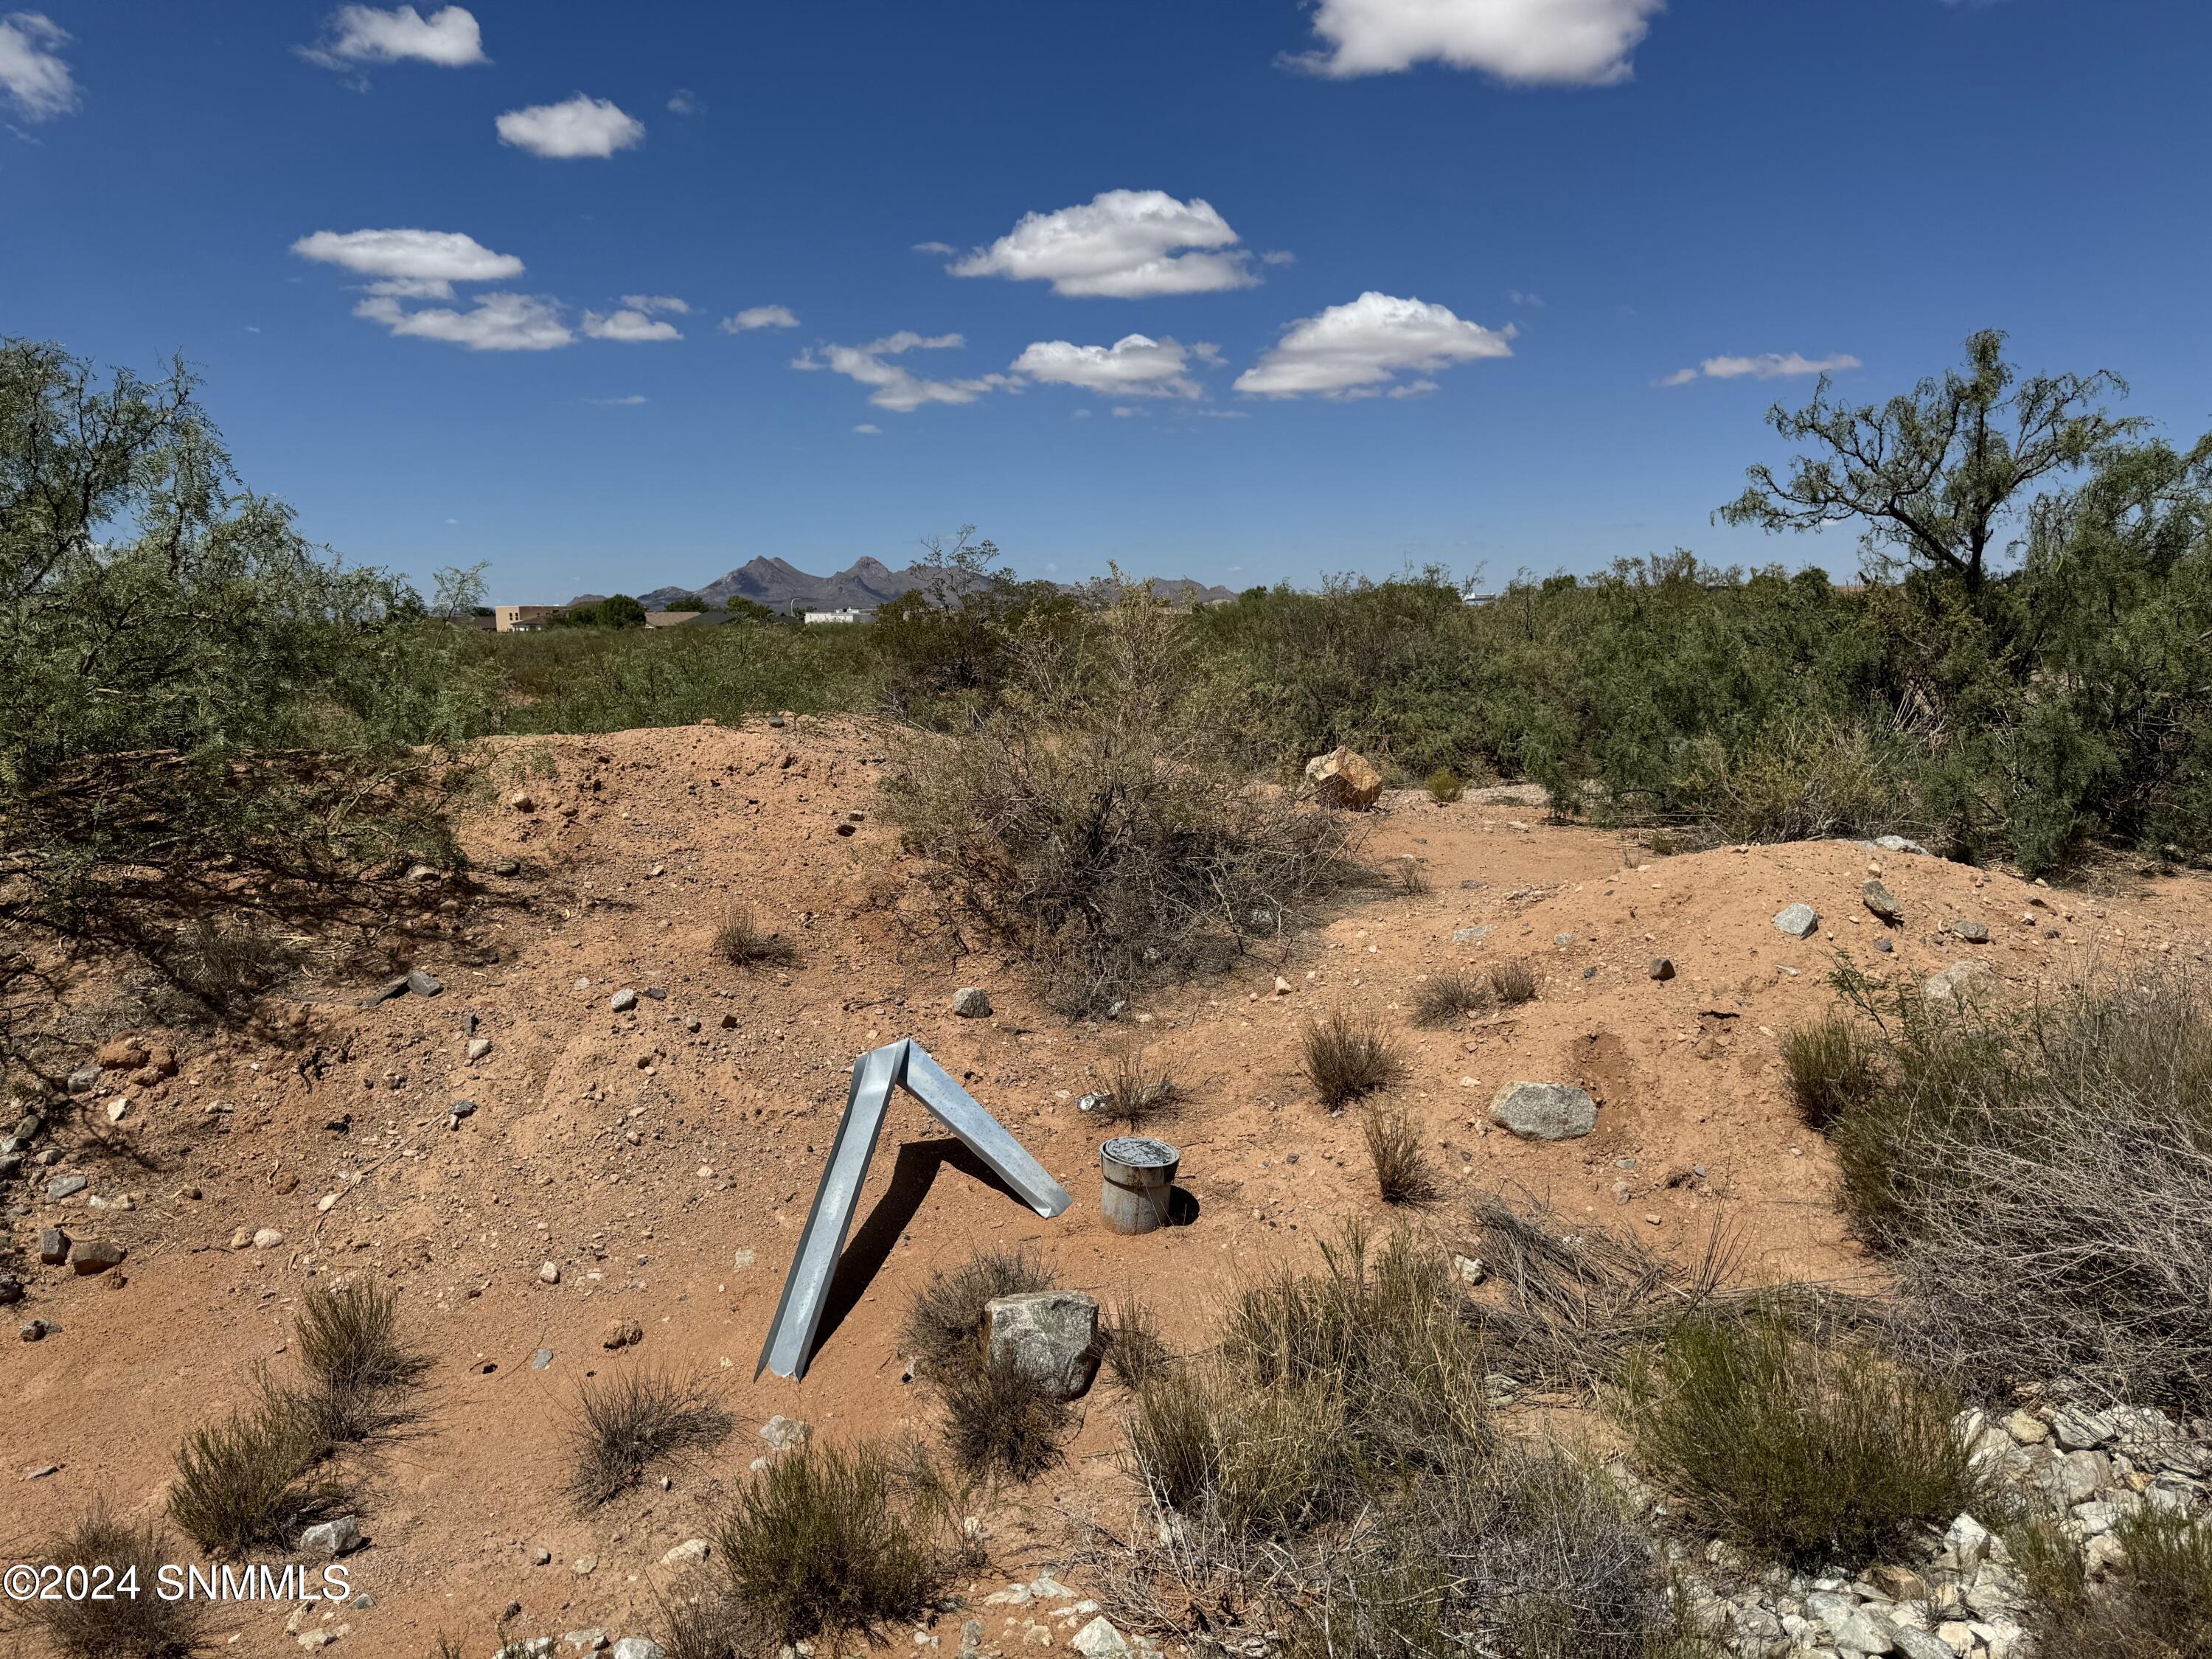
[1361,1101,1441,1206]
[935,1349,1072,1481]
[1613,1311,1986,1568]
[1425,767,1464,804]
[900,1248,1057,1378]
[2019,1502,2212,1659]
[1780,1013,1883,1130]
[1391,858,1431,897]
[884,588,1357,1014]
[292,1281,428,1446]
[168,1382,347,1557]
[563,1369,734,1509]
[1821,961,2212,1411]
[1487,959,1538,1006]
[713,1436,948,1646]
[1410,969,1489,1028]
[1100,1295,1172,1390]
[1303,1010,1408,1110]
[712,897,797,968]
[7,1508,208,1658]
[1100,1043,1178,1127]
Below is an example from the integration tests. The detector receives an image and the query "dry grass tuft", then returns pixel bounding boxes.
[1101,1296,1172,1391]
[1487,959,1538,1006]
[1780,1014,1883,1130]
[1391,858,1432,897]
[935,1351,1072,1482]
[1101,1044,1179,1127]
[1410,970,1489,1028]
[713,899,797,968]
[8,1508,208,1658]
[293,1281,428,1445]
[168,1382,349,1557]
[564,1369,733,1509]
[1302,1010,1408,1110]
[1362,1102,1441,1206]
[2020,1503,2212,1659]
[900,1249,1057,1378]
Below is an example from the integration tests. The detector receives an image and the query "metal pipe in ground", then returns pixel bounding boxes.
[1100,1136,1180,1235]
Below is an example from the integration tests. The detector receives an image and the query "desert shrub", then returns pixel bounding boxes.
[1392,858,1431,897]
[168,1384,347,1557]
[1488,960,1538,1006]
[1225,1228,1487,1482]
[936,1350,1071,1481]
[1101,1043,1178,1127]
[1425,768,1464,805]
[1778,1015,1884,1130]
[900,1249,1056,1377]
[1823,963,2212,1410]
[712,898,796,968]
[1674,717,1922,844]
[2020,1503,2212,1659]
[564,1370,733,1509]
[884,588,1357,1015]
[1304,1011,1407,1110]
[1128,1361,1357,1540]
[1362,1102,1441,1206]
[1410,970,1488,1028]
[714,1437,947,1644]
[292,1281,427,1445]
[1101,1296,1172,1390]
[6,1508,208,1658]
[1614,1312,1986,1568]
[1461,1192,1752,1393]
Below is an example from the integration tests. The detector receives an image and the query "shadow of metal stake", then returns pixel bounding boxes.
[756,1039,1072,1381]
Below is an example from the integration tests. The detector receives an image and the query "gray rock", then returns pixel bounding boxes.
[1874,938,1893,953]
[1452,925,1494,945]
[661,1538,712,1567]
[372,976,411,1004]
[1648,957,1675,981]
[1947,919,1990,944]
[46,1174,86,1201]
[610,1640,664,1659]
[66,1068,100,1095]
[493,858,522,877]
[1488,1081,1597,1141]
[1875,835,1931,856]
[1888,1625,1955,1659]
[1806,1590,1896,1654]
[0,1153,21,1181]
[2052,1405,2116,1450]
[985,1290,1101,1398]
[532,1348,554,1370]
[1862,880,1904,922]
[20,1318,58,1341]
[1773,902,1820,939]
[406,967,444,997]
[0,1273,21,1305]
[69,1239,125,1276]
[38,1227,69,1265]
[951,987,993,1018]
[299,1515,362,1557]
[450,1099,479,1120]
[1924,961,1997,1006]
[1553,932,1576,947]
[1071,1615,1132,1659]
[610,989,639,1012]
[562,1633,609,1654]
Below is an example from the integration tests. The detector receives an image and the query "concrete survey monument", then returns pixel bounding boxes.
[756,1039,1073,1381]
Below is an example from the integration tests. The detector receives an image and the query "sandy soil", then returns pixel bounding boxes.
[5,716,2208,1658]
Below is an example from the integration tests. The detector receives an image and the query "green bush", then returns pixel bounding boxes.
[714,1438,946,1644]
[1424,767,1464,804]
[1779,1015,1884,1130]
[1614,1313,1986,1568]
[168,1383,347,1557]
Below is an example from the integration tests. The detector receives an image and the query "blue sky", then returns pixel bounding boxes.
[4,1,2208,602]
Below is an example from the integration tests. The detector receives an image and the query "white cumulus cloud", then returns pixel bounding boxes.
[582,307,681,341]
[722,305,799,333]
[853,423,882,434]
[302,4,485,69]
[292,227,525,285]
[354,292,572,352]
[496,94,644,159]
[947,189,1256,298]
[793,331,1015,414]
[1012,334,1204,400]
[619,294,688,314]
[1294,0,1663,84]
[1663,351,1861,386]
[0,12,79,122]
[1235,291,1512,398]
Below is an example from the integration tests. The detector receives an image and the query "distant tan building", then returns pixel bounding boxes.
[495,605,562,633]
[644,611,703,627]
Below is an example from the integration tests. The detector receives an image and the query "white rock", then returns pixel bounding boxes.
[759,1414,811,1450]
[661,1538,711,1566]
[467,1037,493,1063]
[1773,902,1820,938]
[1924,960,1997,1006]
[540,1261,561,1284]
[1071,1616,1131,1659]
[610,1643,663,1659]
[253,1227,286,1250]
[561,1634,609,1655]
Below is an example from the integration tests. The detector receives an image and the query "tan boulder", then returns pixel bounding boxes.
[1304,747,1384,810]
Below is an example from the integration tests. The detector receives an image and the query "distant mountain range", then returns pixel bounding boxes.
[566,557,1237,613]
